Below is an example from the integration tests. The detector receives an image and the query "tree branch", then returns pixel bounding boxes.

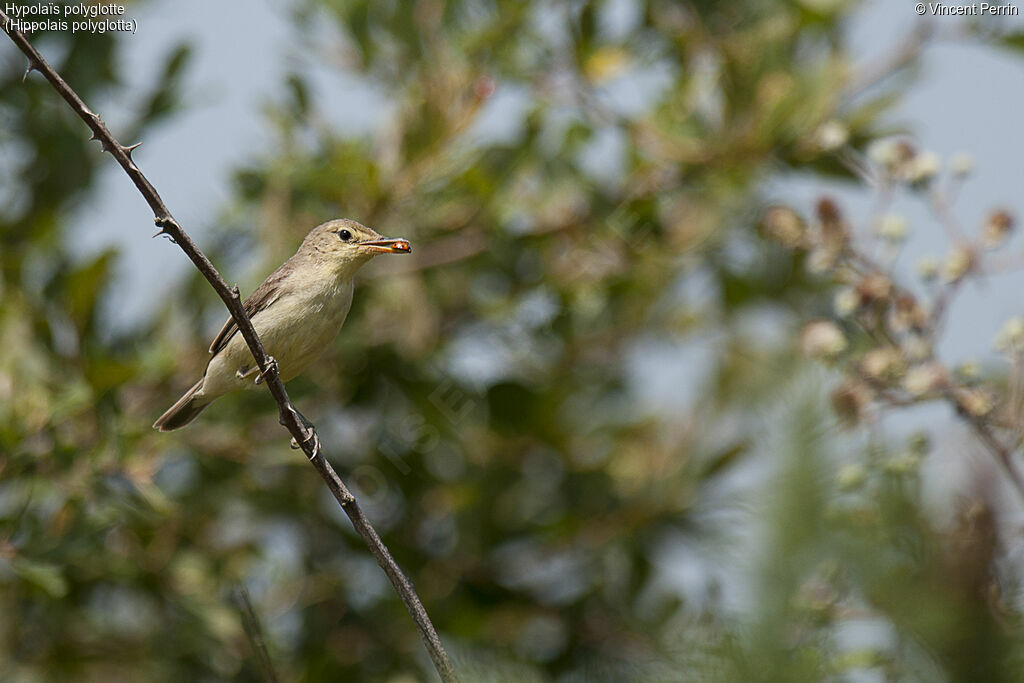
[1,16,457,682]
[846,21,934,97]
[234,588,279,683]
[944,388,1024,501]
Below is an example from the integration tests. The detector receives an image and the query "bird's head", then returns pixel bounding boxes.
[301,218,411,276]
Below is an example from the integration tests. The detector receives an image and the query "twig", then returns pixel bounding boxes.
[1,15,457,683]
[837,148,879,191]
[234,588,279,683]
[866,367,1024,502]
[927,186,966,244]
[929,277,966,339]
[958,406,1024,502]
[846,21,934,97]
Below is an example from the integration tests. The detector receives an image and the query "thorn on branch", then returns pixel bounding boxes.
[22,60,36,82]
[152,216,177,242]
[149,222,176,242]
[124,141,143,159]
[150,220,175,241]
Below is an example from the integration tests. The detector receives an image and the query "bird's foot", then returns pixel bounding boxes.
[255,356,279,385]
[286,408,319,454]
[290,428,321,453]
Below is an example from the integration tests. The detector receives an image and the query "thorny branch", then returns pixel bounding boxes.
[1,15,457,683]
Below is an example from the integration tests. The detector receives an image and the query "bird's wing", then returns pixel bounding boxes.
[208,262,294,356]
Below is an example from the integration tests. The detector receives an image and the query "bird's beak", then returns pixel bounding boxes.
[360,237,412,254]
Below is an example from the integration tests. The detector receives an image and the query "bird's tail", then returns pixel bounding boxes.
[153,378,209,431]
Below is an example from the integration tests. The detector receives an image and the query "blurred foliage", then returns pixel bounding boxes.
[3,1,1024,681]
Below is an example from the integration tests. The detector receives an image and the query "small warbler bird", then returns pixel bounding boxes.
[154,219,411,431]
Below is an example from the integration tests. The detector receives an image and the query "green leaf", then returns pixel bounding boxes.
[702,439,752,478]
[10,557,69,598]
[65,249,116,332]
[999,31,1024,54]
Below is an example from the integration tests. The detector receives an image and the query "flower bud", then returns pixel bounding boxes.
[816,199,847,237]
[837,463,867,491]
[903,362,946,396]
[994,316,1024,355]
[950,153,973,178]
[801,320,847,359]
[955,360,981,381]
[915,255,939,282]
[806,247,840,274]
[868,139,898,166]
[860,347,905,383]
[856,273,892,305]
[904,335,932,362]
[884,450,922,475]
[981,209,1014,250]
[955,387,994,417]
[902,151,940,185]
[868,139,915,173]
[943,246,975,283]
[889,294,926,334]
[876,214,909,243]
[833,288,860,318]
[831,381,872,428]
[762,206,806,249]
[816,120,849,152]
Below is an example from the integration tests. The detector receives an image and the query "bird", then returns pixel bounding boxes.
[153,218,411,432]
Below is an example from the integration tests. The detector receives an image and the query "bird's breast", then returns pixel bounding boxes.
[254,280,354,381]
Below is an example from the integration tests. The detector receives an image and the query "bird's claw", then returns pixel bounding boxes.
[255,356,278,385]
[290,427,320,454]
[286,407,319,454]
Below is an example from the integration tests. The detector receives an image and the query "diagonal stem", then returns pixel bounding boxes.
[234,588,279,683]
[1,15,457,683]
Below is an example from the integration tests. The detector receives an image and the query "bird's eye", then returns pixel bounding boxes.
[338,229,353,242]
